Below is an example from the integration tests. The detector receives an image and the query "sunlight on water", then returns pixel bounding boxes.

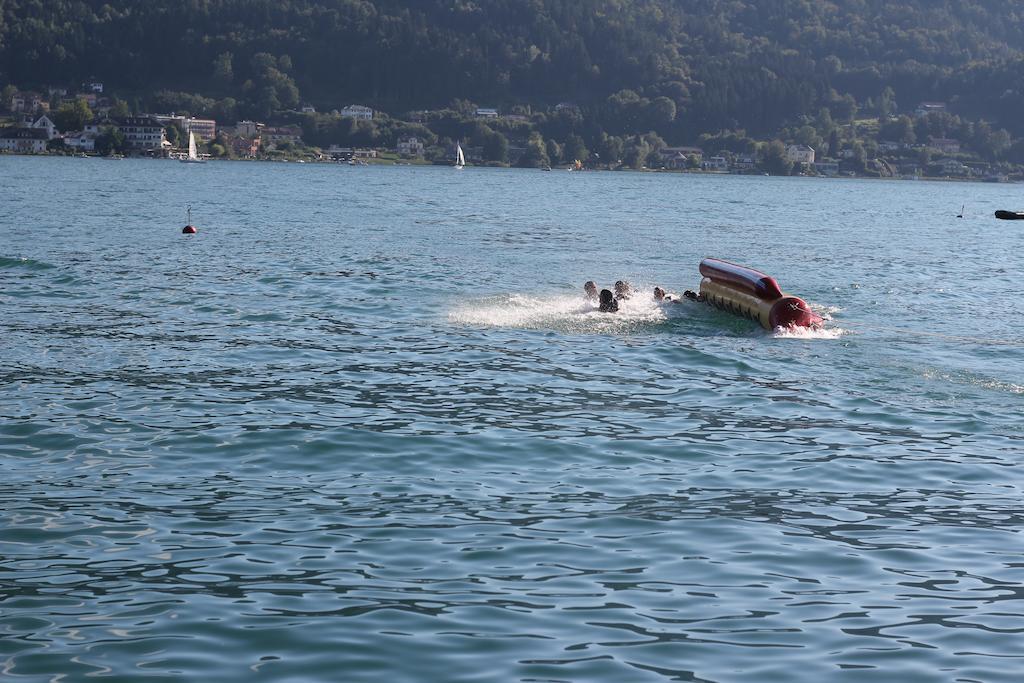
[2,159,1024,683]
[448,288,695,333]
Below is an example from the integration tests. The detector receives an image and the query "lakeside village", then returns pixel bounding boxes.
[0,82,1018,181]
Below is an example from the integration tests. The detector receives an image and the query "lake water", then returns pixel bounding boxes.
[2,155,1023,682]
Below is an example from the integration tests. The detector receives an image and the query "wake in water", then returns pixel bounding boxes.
[451,288,845,339]
[449,288,689,333]
[773,303,846,339]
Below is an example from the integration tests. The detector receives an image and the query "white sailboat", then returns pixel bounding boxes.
[454,142,465,169]
[180,131,206,163]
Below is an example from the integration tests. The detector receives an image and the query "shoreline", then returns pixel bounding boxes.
[0,150,1018,184]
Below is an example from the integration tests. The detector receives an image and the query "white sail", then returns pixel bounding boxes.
[455,143,465,168]
[180,130,206,163]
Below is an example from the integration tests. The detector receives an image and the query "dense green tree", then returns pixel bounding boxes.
[518,132,549,168]
[4,0,1024,159]
[213,52,234,86]
[95,127,126,156]
[110,98,131,118]
[759,141,792,175]
[51,99,93,132]
[483,130,509,162]
[563,134,589,164]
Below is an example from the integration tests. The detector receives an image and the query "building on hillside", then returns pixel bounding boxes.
[879,140,910,153]
[785,144,815,164]
[932,158,968,176]
[657,146,703,169]
[733,154,756,171]
[183,117,216,142]
[555,102,577,112]
[915,102,946,116]
[11,92,45,113]
[503,114,529,123]
[152,114,186,131]
[702,156,729,171]
[928,137,960,155]
[814,159,840,176]
[0,127,50,152]
[475,107,499,118]
[301,105,316,114]
[262,126,303,148]
[32,115,59,139]
[226,134,261,158]
[340,105,374,120]
[898,162,921,176]
[86,81,104,93]
[63,131,97,152]
[116,117,166,151]
[397,136,425,157]
[326,146,378,159]
[234,120,264,138]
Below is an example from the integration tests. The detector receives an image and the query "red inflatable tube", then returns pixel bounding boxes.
[699,258,784,300]
[698,258,821,330]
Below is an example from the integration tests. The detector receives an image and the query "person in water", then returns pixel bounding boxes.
[599,289,619,312]
[614,280,634,300]
[655,285,703,303]
[584,280,599,300]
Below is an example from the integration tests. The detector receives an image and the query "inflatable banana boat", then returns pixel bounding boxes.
[697,258,821,329]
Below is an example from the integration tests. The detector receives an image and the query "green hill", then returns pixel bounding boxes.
[3,0,1024,141]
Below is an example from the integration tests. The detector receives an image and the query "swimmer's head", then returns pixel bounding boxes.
[614,280,633,298]
[599,289,615,306]
[653,286,666,300]
[584,281,598,299]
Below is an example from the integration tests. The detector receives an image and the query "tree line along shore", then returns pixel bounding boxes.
[0,90,1017,182]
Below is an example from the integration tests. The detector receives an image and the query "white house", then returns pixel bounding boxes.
[733,154,756,171]
[703,156,729,171]
[935,158,967,176]
[658,146,703,165]
[0,127,49,152]
[32,115,59,139]
[63,131,96,151]
[340,105,374,120]
[116,117,166,151]
[785,144,815,164]
[475,107,499,118]
[397,136,425,157]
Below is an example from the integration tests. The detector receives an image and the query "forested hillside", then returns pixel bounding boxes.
[3,0,1024,139]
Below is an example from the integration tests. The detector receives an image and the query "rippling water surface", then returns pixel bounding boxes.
[2,156,1023,682]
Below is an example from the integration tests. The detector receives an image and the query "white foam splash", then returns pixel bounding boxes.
[772,325,847,340]
[449,290,685,333]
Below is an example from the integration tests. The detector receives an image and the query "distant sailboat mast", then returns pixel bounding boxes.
[455,142,465,169]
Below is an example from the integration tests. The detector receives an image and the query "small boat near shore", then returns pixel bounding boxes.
[995,210,1024,220]
[180,131,206,164]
